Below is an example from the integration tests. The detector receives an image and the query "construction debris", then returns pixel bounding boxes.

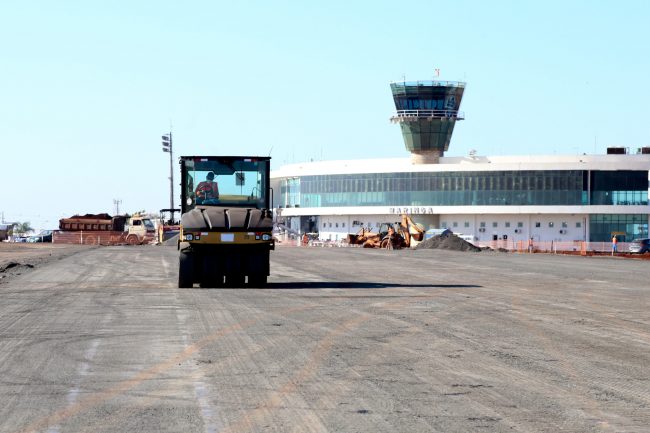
[415,232,482,252]
[347,215,425,249]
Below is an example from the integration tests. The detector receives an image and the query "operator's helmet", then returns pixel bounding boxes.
[207,172,215,180]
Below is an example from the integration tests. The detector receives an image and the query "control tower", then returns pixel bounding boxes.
[390,80,465,164]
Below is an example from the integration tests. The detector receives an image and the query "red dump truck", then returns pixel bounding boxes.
[53,213,156,245]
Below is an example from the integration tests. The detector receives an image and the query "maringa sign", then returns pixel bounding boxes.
[389,207,436,215]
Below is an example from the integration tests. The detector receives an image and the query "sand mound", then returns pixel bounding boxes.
[415,233,482,252]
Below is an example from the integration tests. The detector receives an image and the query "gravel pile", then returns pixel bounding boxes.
[415,233,482,252]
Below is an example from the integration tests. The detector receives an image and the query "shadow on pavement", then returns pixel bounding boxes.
[263,282,481,289]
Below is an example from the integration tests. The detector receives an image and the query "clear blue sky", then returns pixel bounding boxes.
[2,0,649,231]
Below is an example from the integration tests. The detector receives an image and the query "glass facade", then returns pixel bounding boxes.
[590,171,648,205]
[280,177,301,207]
[279,170,648,208]
[589,214,648,242]
[399,120,458,152]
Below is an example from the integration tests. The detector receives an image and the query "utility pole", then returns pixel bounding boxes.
[162,132,174,211]
[113,199,122,215]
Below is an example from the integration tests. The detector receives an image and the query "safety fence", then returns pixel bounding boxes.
[476,240,635,254]
[277,237,640,255]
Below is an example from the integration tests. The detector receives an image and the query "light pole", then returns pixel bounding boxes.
[113,199,122,215]
[162,132,174,211]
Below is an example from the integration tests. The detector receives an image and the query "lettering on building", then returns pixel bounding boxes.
[389,207,434,214]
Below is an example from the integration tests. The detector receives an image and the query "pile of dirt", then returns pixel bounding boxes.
[415,233,482,252]
[0,243,88,285]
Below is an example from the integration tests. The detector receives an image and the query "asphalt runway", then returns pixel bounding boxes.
[1,245,649,432]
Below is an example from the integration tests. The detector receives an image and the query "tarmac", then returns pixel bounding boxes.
[0,244,649,432]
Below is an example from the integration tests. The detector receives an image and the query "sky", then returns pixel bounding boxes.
[1,0,649,231]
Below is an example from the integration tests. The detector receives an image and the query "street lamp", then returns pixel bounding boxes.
[162,132,174,212]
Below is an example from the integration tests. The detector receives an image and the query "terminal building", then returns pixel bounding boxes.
[271,80,650,244]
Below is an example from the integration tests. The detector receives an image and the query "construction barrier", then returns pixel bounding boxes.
[476,240,634,254]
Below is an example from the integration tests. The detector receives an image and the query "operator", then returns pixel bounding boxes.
[195,172,219,203]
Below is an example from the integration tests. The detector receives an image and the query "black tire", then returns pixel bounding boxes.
[200,274,223,288]
[199,254,223,288]
[248,275,268,287]
[179,251,194,288]
[380,237,394,250]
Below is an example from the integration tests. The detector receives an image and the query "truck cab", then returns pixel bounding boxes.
[178,156,274,287]
[126,215,156,244]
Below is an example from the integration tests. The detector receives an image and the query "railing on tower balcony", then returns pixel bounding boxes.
[390,109,465,122]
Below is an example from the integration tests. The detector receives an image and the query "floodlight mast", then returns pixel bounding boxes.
[162,132,174,211]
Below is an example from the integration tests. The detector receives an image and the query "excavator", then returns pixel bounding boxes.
[347,215,425,249]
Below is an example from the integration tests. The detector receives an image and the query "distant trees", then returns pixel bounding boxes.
[11,222,33,237]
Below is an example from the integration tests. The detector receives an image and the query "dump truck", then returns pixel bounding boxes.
[54,213,156,245]
[177,156,274,288]
[347,214,425,249]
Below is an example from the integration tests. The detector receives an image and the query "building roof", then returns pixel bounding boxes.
[272,153,650,178]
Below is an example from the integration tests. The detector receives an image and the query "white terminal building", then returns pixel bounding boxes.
[271,80,650,244]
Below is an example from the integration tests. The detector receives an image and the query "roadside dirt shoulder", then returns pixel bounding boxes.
[0,243,91,284]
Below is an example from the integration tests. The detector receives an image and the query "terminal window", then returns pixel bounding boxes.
[549,222,554,228]
[505,222,511,228]
[492,222,498,228]
[464,222,470,228]
[589,214,647,241]
[535,222,541,228]
[518,222,524,228]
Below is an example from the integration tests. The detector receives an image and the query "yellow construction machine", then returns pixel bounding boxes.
[347,215,425,249]
[177,156,274,287]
